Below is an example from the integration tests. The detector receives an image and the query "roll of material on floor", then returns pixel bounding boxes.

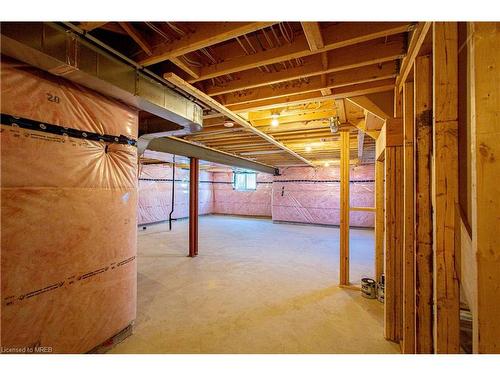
[1,57,138,353]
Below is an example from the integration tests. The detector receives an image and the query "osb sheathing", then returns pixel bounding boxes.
[1,58,138,353]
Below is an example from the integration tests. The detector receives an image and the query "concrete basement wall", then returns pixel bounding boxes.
[138,163,374,228]
[138,164,214,225]
[273,165,375,227]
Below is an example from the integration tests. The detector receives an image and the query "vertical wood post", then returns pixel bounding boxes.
[375,159,385,282]
[414,54,434,353]
[469,22,500,354]
[402,81,416,353]
[383,121,404,342]
[339,130,350,285]
[189,157,199,257]
[432,22,460,353]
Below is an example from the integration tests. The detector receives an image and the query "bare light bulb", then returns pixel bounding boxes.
[271,118,279,127]
[324,162,330,167]
[305,145,312,152]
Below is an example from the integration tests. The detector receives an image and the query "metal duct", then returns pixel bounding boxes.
[0,22,203,146]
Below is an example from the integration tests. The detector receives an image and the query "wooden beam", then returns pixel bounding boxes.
[375,159,385,282]
[227,79,396,113]
[78,22,107,31]
[469,22,500,354]
[170,56,201,79]
[402,80,415,354]
[139,22,276,66]
[357,129,365,163]
[346,93,393,121]
[383,123,404,343]
[119,22,153,56]
[191,22,413,83]
[301,22,324,51]
[339,130,350,286]
[414,54,433,353]
[221,62,398,106]
[432,22,460,354]
[164,73,314,167]
[204,39,405,95]
[396,22,432,92]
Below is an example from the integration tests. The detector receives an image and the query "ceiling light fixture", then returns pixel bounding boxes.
[305,145,312,152]
[324,162,330,167]
[223,121,234,128]
[270,112,280,127]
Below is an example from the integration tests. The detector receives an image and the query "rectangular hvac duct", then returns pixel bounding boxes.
[0,22,203,135]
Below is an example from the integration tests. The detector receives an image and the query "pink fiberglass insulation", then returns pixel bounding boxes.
[1,57,137,353]
[138,163,214,225]
[212,172,273,217]
[272,165,375,227]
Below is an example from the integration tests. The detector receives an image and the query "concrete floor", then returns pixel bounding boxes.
[110,215,399,354]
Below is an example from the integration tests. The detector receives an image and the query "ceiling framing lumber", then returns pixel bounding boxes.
[226,78,396,113]
[395,22,432,92]
[346,93,394,121]
[78,22,108,31]
[204,38,405,96]
[220,62,398,106]
[119,22,153,56]
[301,22,325,51]
[188,22,412,83]
[163,72,315,166]
[138,22,276,66]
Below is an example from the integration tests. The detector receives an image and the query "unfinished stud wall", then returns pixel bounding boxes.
[212,172,273,217]
[138,163,214,225]
[272,166,375,227]
[1,58,137,353]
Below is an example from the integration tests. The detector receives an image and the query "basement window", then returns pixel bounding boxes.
[233,171,257,191]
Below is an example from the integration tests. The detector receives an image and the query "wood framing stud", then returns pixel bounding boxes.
[340,130,350,286]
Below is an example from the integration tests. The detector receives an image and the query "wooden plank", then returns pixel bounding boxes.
[346,94,393,121]
[384,145,404,342]
[204,39,405,95]
[119,22,153,56]
[350,206,376,212]
[228,79,396,113]
[432,22,460,354]
[301,22,324,51]
[357,129,365,163]
[191,22,413,83]
[221,62,397,106]
[414,54,433,353]
[339,130,350,286]
[402,81,415,354]
[170,56,201,79]
[396,22,432,92]
[375,160,385,282]
[139,22,275,66]
[469,22,500,354]
[78,22,107,31]
[163,73,314,167]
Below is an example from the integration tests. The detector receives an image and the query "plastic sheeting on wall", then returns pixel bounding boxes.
[272,165,375,227]
[138,163,213,225]
[1,57,138,353]
[212,172,273,217]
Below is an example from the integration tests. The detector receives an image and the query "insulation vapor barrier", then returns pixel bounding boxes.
[1,57,138,353]
[138,163,214,225]
[273,166,375,227]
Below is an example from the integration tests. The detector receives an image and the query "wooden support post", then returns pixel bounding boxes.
[375,159,385,283]
[189,157,199,257]
[414,55,434,353]
[432,22,460,353]
[469,22,500,354]
[383,119,404,343]
[402,81,416,353]
[339,130,350,286]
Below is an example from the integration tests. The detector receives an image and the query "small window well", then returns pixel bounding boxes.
[233,171,257,191]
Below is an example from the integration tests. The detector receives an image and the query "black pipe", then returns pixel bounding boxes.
[168,155,176,231]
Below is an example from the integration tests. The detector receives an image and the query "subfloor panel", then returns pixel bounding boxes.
[110,215,399,354]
